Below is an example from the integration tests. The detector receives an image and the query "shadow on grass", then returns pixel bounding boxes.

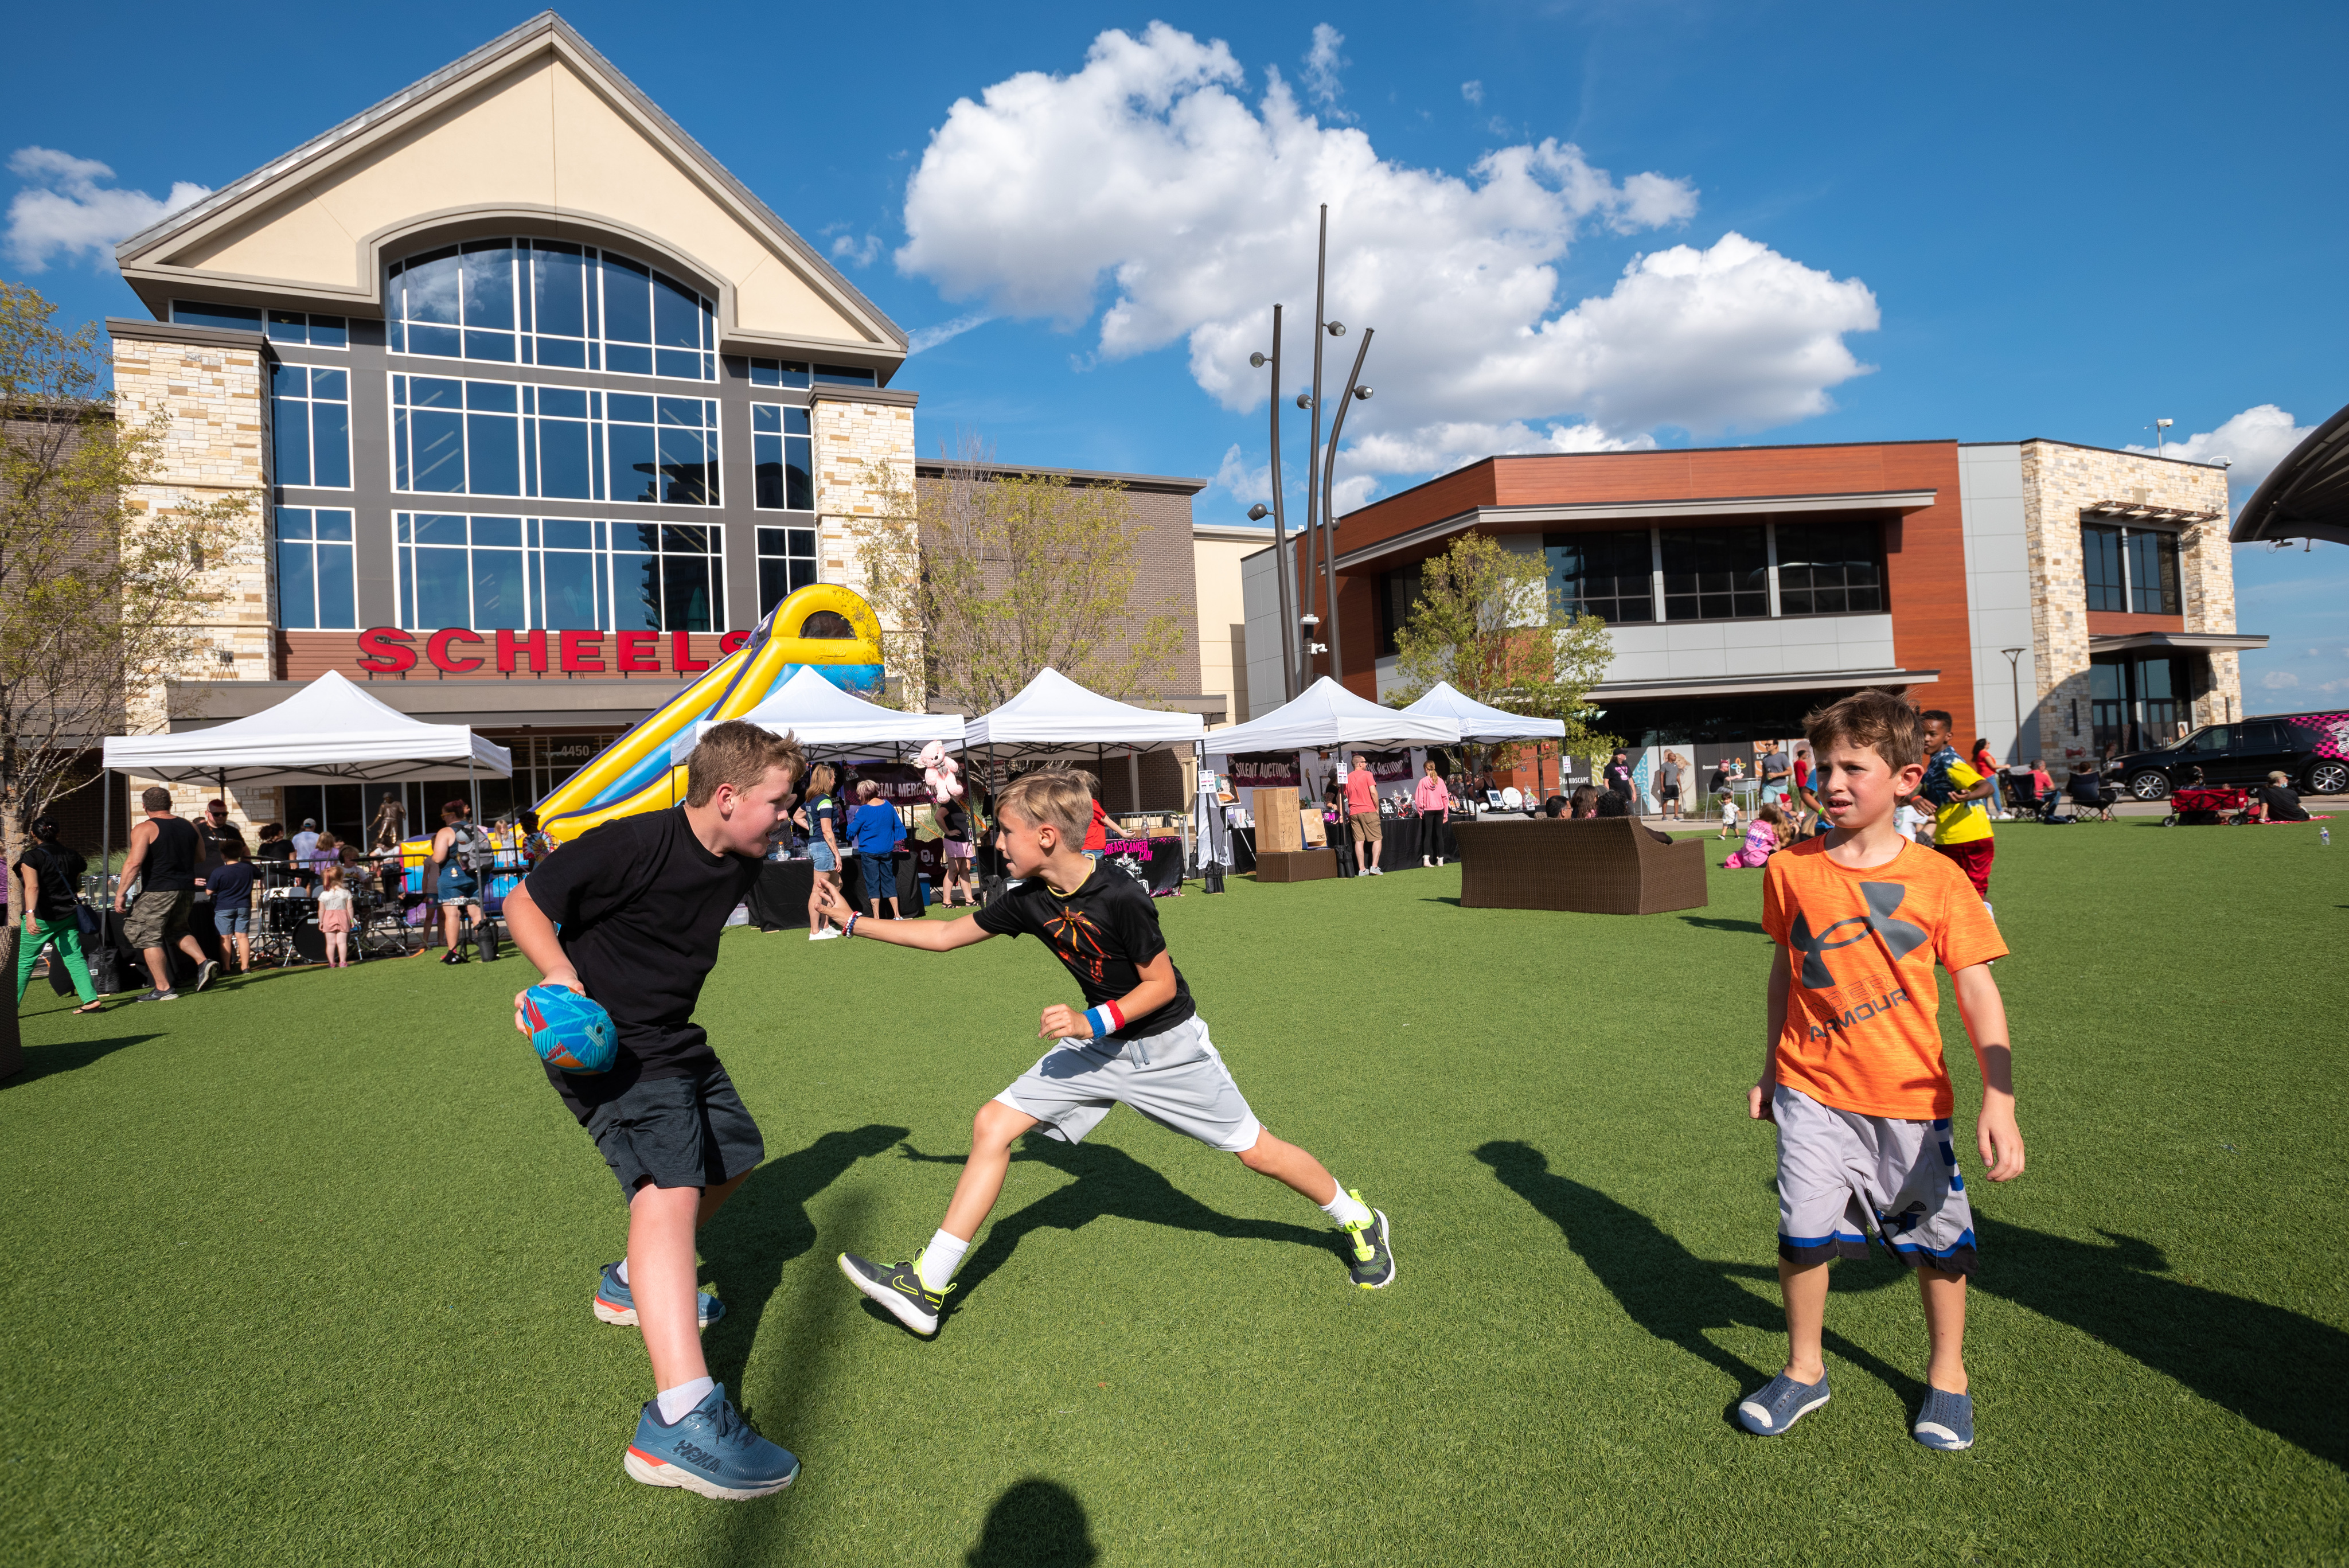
[1677,916,1766,936]
[3,1031,158,1087]
[1475,1140,1924,1411]
[898,1134,1336,1305]
[697,1124,908,1393]
[967,1478,1098,1566]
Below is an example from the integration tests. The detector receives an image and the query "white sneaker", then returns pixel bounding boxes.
[808,927,841,941]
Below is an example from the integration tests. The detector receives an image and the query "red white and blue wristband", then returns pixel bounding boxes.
[1084,1001,1125,1039]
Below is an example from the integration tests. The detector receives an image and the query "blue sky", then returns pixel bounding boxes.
[6,1,2344,709]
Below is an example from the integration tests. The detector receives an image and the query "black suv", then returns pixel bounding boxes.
[2114,711,2349,801]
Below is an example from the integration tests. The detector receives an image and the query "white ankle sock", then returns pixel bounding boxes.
[614,1258,629,1285]
[1320,1184,1372,1228]
[915,1229,969,1292]
[655,1375,713,1425]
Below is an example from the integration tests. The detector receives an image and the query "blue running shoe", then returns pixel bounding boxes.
[624,1383,798,1500]
[1912,1386,1975,1450]
[1736,1370,1831,1436]
[594,1262,725,1329]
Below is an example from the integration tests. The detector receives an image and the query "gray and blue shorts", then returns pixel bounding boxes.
[1773,1083,1977,1276]
[996,1014,1263,1154]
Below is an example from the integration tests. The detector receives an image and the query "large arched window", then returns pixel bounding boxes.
[387,238,717,381]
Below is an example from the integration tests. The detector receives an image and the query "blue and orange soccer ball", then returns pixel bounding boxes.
[523,984,616,1073]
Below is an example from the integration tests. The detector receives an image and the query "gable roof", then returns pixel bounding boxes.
[114,11,906,370]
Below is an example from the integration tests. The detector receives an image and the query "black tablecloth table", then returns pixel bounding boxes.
[748,859,815,931]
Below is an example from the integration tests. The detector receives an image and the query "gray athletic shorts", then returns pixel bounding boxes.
[996,1014,1263,1154]
[1774,1084,1977,1276]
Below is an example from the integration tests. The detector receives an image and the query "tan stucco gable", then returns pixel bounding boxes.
[116,13,904,369]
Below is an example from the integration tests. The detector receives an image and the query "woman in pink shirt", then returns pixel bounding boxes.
[1414,761,1453,867]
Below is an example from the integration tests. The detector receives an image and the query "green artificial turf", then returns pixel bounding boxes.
[3,818,2344,1565]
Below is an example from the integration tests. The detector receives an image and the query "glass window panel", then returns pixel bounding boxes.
[600,253,651,344]
[612,553,662,630]
[1773,520,1880,617]
[459,244,516,330]
[466,412,521,496]
[276,508,313,540]
[277,540,317,629]
[413,547,472,627]
[607,423,660,503]
[401,248,462,325]
[271,361,307,397]
[784,406,811,435]
[1544,529,1654,623]
[660,525,709,554]
[658,428,713,504]
[614,522,661,553]
[463,330,516,362]
[2082,525,2125,612]
[607,392,655,426]
[754,435,784,509]
[654,348,703,380]
[465,381,517,413]
[472,548,527,630]
[272,400,312,487]
[537,549,599,629]
[750,359,779,387]
[267,310,307,342]
[1660,527,1769,621]
[471,515,522,547]
[534,335,586,369]
[604,342,652,376]
[396,514,412,544]
[787,528,815,556]
[410,377,462,408]
[413,513,469,545]
[530,243,586,339]
[653,273,704,348]
[315,542,356,629]
[663,555,714,631]
[2128,531,2180,615]
[541,518,593,551]
[172,300,263,330]
[311,401,350,487]
[759,558,789,614]
[314,509,352,542]
[537,418,595,500]
[789,559,815,594]
[657,396,704,427]
[786,436,811,509]
[813,365,876,385]
[405,322,461,358]
[756,528,787,554]
[311,368,346,401]
[308,316,347,348]
[537,385,587,420]
[752,404,781,434]
[2138,654,2176,701]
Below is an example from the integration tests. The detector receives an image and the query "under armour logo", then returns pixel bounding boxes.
[1789,882,1929,988]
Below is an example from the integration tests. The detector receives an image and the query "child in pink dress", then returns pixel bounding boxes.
[316,864,353,967]
[1723,802,1786,869]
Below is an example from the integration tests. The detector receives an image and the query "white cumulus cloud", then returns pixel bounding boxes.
[2261,670,2300,690]
[829,231,883,267]
[894,24,1875,508]
[1461,80,1485,107]
[2128,404,2312,500]
[5,147,208,272]
[1302,24,1349,115]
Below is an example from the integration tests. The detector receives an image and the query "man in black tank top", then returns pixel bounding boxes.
[114,785,219,1000]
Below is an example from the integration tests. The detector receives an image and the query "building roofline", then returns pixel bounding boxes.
[912,459,1208,496]
[2011,436,2229,471]
[111,11,906,357]
[1193,522,1276,542]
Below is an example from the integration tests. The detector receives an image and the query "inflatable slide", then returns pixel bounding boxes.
[530,584,886,843]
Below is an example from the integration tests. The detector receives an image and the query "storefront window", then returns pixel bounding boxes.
[274,508,356,629]
[1660,526,1768,621]
[1377,561,1424,656]
[752,404,814,510]
[391,376,718,506]
[393,513,723,632]
[171,301,346,347]
[2090,653,2187,755]
[758,526,817,614]
[1546,530,1655,624]
[386,239,718,382]
[270,362,350,488]
[2082,522,2179,615]
[1774,520,1882,615]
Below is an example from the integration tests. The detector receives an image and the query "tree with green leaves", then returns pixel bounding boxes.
[849,442,1188,716]
[1386,531,1618,778]
[0,280,244,919]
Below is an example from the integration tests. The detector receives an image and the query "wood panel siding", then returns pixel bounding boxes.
[2085,611,2187,636]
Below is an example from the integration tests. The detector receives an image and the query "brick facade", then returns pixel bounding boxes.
[2018,440,2237,772]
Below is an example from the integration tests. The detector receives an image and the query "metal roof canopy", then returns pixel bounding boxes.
[2231,401,2349,548]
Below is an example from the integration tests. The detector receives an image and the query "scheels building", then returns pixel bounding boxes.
[1244,436,2270,787]
[106,14,921,836]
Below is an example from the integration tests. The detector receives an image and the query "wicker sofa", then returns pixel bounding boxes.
[1452,817,1708,915]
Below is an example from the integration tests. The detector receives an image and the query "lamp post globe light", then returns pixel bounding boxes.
[1246,204,1374,701]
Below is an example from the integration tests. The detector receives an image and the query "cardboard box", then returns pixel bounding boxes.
[1254,787,1301,853]
[1298,807,1327,847]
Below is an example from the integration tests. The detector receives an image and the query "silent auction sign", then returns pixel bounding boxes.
[354,627,750,674]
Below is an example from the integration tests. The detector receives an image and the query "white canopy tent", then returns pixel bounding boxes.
[1399,681,1566,743]
[669,665,964,763]
[103,670,513,785]
[963,668,1204,756]
[1205,676,1461,753]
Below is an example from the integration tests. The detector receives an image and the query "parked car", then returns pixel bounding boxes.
[2113,711,2349,801]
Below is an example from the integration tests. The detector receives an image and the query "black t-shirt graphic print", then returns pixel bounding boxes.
[975,861,1196,1042]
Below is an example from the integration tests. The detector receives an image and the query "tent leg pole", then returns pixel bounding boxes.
[101,765,111,903]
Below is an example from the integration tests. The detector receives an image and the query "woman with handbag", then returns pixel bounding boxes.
[14,817,103,1013]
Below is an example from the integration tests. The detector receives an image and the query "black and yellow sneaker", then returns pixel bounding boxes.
[1341,1196,1396,1290]
[837,1250,953,1335]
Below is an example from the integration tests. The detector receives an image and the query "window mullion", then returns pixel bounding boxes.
[1649,529,1665,623]
[1764,521,1781,619]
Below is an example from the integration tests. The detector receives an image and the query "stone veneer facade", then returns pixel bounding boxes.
[2019,439,2238,773]
[812,393,919,692]
[110,330,279,836]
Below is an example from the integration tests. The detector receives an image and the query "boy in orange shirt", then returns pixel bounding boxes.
[1739,690,2025,1452]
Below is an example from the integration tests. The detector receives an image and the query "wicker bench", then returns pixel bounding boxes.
[1452,817,1708,915]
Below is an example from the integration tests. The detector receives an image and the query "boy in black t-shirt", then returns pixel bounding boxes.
[504,721,808,1501]
[821,769,1395,1337]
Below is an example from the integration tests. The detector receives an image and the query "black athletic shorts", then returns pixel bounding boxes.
[582,1062,765,1201]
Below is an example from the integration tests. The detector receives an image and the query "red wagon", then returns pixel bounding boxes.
[2164,786,2247,826]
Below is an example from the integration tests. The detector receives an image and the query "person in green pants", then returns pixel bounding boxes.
[15,816,103,1013]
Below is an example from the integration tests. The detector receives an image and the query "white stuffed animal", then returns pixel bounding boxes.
[918,740,964,805]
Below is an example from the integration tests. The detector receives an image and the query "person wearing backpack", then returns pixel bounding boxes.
[15,816,103,1014]
[431,798,490,965]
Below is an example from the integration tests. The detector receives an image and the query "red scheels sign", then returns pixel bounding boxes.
[354,627,750,674]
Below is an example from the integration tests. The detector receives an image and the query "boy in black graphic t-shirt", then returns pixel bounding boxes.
[822,769,1395,1337]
